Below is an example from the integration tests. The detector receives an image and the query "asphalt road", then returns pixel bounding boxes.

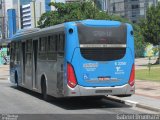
[0,80,157,116]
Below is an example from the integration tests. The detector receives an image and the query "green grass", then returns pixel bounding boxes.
[136,68,160,81]
[151,64,160,67]
[139,64,160,68]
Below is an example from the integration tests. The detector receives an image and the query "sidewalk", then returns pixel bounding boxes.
[135,80,160,99]
[0,65,9,80]
[110,58,160,112]
[112,80,160,112]
[135,57,159,69]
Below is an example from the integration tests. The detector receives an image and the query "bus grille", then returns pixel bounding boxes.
[80,48,126,61]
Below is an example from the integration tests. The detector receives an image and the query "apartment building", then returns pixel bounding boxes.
[109,0,158,23]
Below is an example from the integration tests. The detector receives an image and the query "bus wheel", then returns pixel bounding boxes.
[41,79,48,101]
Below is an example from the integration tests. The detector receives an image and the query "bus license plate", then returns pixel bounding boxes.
[95,90,112,93]
[98,77,110,81]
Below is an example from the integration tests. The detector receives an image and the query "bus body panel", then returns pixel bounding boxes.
[126,24,134,59]
[65,22,80,62]
[71,48,133,87]
[10,20,134,98]
[65,21,134,88]
[36,61,57,95]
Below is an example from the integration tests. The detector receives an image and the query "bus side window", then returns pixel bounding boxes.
[39,37,47,60]
[47,35,57,60]
[7,44,10,56]
[26,40,32,53]
[10,43,15,63]
[57,33,65,56]
[12,43,16,62]
[25,40,32,65]
[15,42,21,62]
[55,34,58,51]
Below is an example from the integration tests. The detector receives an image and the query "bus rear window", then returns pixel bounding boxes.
[77,23,127,45]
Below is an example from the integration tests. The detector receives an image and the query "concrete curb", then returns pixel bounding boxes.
[136,104,160,113]
[106,96,160,113]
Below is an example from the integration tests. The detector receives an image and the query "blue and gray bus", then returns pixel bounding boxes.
[10,20,135,100]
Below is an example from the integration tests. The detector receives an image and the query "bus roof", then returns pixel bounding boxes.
[75,19,122,26]
[11,23,64,41]
[10,19,127,41]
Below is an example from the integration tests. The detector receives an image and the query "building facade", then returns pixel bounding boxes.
[0,0,4,39]
[0,0,64,38]
[108,0,158,23]
[95,0,109,11]
[20,0,65,29]
[65,0,158,23]
[0,0,13,39]
[0,0,20,38]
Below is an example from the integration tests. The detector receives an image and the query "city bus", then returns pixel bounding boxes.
[10,20,135,100]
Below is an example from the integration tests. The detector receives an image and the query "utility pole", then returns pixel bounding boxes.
[31,0,36,28]
[1,0,6,40]
[17,0,21,29]
[107,0,110,14]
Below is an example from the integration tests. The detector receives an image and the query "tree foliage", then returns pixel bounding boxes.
[140,3,160,45]
[38,1,110,28]
[133,24,146,57]
[38,1,132,27]
[140,3,160,62]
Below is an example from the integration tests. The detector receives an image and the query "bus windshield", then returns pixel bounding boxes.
[77,23,127,45]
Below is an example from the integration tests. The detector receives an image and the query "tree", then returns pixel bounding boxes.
[133,24,146,57]
[38,1,110,28]
[140,3,160,63]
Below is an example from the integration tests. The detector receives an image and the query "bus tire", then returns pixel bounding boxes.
[41,78,48,101]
